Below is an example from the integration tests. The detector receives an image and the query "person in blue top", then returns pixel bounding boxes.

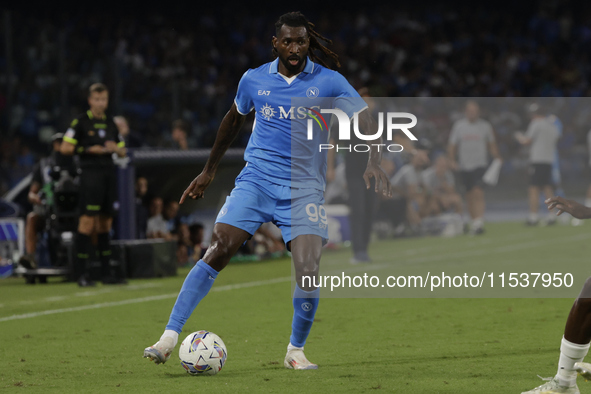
[144,11,392,370]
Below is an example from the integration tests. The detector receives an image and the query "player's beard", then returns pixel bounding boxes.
[281,54,305,74]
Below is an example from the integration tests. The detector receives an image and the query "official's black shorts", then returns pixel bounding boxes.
[78,167,117,216]
[529,163,553,187]
[460,167,486,192]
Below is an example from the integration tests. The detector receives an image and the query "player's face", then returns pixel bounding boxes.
[273,25,309,75]
[465,102,479,121]
[88,91,109,115]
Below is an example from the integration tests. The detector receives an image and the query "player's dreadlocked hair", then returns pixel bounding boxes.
[273,11,341,69]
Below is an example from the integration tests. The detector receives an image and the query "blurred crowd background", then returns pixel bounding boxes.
[2,0,591,195]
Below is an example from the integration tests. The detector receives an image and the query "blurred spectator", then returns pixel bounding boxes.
[422,155,463,216]
[114,116,144,148]
[448,101,501,235]
[516,104,560,225]
[189,223,207,263]
[146,197,168,239]
[169,119,194,150]
[176,223,192,266]
[388,150,431,233]
[163,199,181,238]
[20,134,69,269]
[135,177,149,239]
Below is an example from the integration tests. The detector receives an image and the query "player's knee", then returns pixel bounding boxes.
[203,235,233,271]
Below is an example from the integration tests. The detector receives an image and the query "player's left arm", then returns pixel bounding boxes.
[357,109,393,197]
[546,196,591,219]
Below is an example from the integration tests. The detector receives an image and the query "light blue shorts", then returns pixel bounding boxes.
[215,167,328,245]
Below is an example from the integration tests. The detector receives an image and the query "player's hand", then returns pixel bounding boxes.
[180,171,215,204]
[363,163,393,197]
[545,196,591,219]
[104,141,118,153]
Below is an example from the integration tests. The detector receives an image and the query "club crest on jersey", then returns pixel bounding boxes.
[98,129,106,138]
[306,87,319,98]
[259,103,276,120]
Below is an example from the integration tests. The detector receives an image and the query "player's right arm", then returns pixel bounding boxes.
[180,103,246,204]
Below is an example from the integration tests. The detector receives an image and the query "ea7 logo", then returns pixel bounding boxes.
[258,90,271,95]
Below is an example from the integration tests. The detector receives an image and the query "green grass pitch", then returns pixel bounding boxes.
[1,222,590,393]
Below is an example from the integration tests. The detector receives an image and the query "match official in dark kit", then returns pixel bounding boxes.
[60,83,127,286]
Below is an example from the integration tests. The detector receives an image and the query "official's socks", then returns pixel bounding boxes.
[76,232,92,279]
[289,285,320,348]
[556,337,590,387]
[97,232,111,278]
[165,260,218,333]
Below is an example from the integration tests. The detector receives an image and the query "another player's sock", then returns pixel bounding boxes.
[165,260,218,334]
[160,329,179,348]
[97,232,112,278]
[75,232,92,279]
[585,198,591,208]
[556,336,590,387]
[289,285,320,348]
[472,217,483,230]
[528,213,538,223]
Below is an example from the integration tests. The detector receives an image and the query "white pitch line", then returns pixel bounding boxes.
[0,276,291,323]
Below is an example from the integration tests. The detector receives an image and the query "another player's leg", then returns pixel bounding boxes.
[522,278,591,393]
[284,234,321,370]
[76,215,95,287]
[143,223,250,364]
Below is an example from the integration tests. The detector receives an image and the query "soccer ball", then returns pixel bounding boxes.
[179,330,227,376]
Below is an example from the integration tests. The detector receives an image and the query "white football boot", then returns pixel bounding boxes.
[284,348,318,370]
[143,337,175,364]
[521,377,579,394]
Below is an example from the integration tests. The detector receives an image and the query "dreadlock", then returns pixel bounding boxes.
[274,11,341,69]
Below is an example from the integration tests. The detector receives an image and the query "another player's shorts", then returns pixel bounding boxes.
[215,167,328,245]
[529,163,553,187]
[78,167,117,216]
[459,167,486,192]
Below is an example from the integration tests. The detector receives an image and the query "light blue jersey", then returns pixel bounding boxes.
[234,57,367,191]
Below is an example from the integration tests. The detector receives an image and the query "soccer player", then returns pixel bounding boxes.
[448,100,501,235]
[516,104,560,226]
[522,197,591,393]
[143,12,392,369]
[60,83,127,286]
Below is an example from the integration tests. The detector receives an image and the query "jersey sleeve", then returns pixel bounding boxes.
[524,121,538,140]
[449,121,461,145]
[234,70,254,115]
[64,117,83,146]
[485,121,495,142]
[331,72,368,119]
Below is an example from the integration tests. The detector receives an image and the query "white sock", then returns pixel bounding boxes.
[287,342,303,352]
[556,337,590,387]
[160,330,179,347]
[472,217,483,229]
[585,198,591,208]
[529,213,538,222]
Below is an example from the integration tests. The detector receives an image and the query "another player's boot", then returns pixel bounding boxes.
[521,377,579,394]
[575,362,591,380]
[143,337,175,364]
[284,347,318,370]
